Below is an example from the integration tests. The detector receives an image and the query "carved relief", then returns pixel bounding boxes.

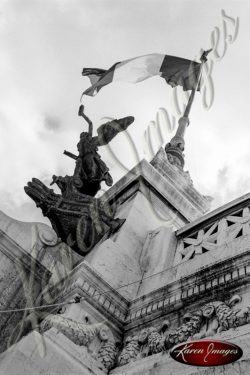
[97,326,119,371]
[117,336,140,366]
[40,314,119,371]
[178,205,250,262]
[179,222,218,262]
[40,314,102,346]
[198,295,250,336]
[137,327,165,357]
[39,295,250,369]
[117,321,169,366]
[166,294,250,346]
[166,310,203,347]
[116,295,250,367]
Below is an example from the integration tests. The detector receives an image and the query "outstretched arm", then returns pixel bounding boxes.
[78,105,93,136]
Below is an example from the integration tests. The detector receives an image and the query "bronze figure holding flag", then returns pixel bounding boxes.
[52,105,134,197]
[25,47,211,257]
[25,105,134,255]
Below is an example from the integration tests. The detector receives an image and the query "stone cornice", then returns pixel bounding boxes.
[177,192,250,237]
[41,260,129,329]
[43,249,250,334]
[101,158,209,222]
[124,250,250,330]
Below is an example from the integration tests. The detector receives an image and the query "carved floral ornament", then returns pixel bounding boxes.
[40,294,249,370]
[179,206,250,262]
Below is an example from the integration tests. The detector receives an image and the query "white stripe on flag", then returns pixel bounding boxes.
[113,53,165,83]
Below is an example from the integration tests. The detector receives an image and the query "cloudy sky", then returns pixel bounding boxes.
[0,0,249,224]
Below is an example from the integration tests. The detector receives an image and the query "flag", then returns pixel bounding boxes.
[81,53,200,98]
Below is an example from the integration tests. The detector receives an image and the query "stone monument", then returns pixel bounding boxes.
[0,50,250,375]
[24,106,134,255]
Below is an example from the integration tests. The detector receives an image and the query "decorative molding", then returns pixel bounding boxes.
[125,252,250,326]
[176,204,250,262]
[39,261,129,327]
[116,294,250,367]
[41,314,118,371]
[38,250,250,338]
[101,158,209,223]
[177,192,250,237]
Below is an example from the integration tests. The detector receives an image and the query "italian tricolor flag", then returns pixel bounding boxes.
[81,53,200,98]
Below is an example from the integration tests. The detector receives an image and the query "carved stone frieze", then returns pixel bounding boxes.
[196,295,250,337]
[126,254,250,325]
[40,313,119,371]
[166,294,250,348]
[117,336,141,366]
[166,310,203,347]
[40,313,103,346]
[117,321,169,366]
[97,338,118,371]
[116,294,250,367]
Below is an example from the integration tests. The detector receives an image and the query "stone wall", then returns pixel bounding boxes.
[0,156,249,374]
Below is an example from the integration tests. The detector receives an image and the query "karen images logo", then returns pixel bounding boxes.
[170,340,243,366]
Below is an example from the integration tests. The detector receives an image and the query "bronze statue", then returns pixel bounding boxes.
[25,106,134,255]
[51,105,134,197]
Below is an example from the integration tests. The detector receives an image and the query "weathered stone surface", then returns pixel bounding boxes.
[111,324,250,375]
[151,148,212,215]
[86,192,178,299]
[136,227,177,297]
[0,229,51,353]
[0,210,57,252]
[102,157,209,225]
[85,239,141,300]
[1,144,250,375]
[0,329,107,375]
[0,210,81,274]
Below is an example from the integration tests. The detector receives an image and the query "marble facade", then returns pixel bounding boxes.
[0,148,250,374]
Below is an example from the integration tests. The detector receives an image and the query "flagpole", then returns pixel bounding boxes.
[165,49,212,169]
[183,49,212,119]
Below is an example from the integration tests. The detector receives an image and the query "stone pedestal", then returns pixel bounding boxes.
[1,152,250,375]
[85,155,211,299]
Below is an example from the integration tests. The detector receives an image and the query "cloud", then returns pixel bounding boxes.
[217,166,229,187]
[0,0,250,225]
[202,153,250,210]
[0,189,50,224]
[44,115,61,131]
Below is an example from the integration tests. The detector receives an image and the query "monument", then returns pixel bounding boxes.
[0,49,250,375]
[24,105,134,255]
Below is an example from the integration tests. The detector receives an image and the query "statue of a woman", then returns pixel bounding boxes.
[51,106,134,197]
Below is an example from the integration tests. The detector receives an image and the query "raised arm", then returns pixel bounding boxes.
[78,105,93,136]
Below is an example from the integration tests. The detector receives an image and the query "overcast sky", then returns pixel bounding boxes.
[0,0,249,224]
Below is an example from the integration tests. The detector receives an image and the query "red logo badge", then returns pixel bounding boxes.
[170,340,243,366]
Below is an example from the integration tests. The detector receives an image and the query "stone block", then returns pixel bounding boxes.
[85,239,141,300]
[0,329,106,375]
[136,227,178,297]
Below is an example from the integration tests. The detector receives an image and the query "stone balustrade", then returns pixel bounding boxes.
[175,195,250,264]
